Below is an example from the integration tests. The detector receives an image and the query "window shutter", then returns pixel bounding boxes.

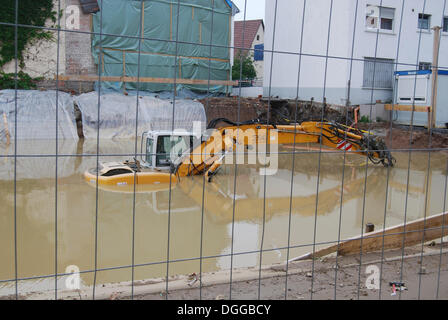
[380,7,394,19]
[363,58,394,89]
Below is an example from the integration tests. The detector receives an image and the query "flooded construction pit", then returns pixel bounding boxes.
[0,139,447,296]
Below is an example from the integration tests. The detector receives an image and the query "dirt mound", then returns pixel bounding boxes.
[200,97,448,151]
[387,128,448,150]
[200,97,354,126]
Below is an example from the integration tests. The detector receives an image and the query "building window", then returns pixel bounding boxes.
[419,62,432,70]
[443,16,448,32]
[366,5,395,31]
[363,57,394,89]
[418,14,431,30]
[257,35,260,41]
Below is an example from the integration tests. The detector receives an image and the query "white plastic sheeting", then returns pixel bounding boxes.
[74,92,206,139]
[0,90,78,140]
[0,90,207,141]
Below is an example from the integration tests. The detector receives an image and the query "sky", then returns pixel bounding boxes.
[231,0,266,21]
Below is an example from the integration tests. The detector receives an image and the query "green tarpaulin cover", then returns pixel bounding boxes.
[92,0,233,94]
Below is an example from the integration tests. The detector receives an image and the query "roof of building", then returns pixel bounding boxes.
[234,19,264,51]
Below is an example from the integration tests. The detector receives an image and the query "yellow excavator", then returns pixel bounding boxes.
[84,117,395,191]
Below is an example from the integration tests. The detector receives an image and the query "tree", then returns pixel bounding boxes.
[0,0,57,68]
[232,54,257,80]
[0,0,57,89]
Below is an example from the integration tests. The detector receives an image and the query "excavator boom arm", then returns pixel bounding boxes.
[173,121,394,179]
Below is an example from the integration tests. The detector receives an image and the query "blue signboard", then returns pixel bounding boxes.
[254,44,264,61]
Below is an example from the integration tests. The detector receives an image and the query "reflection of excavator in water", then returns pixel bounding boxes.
[177,166,383,223]
[84,116,395,190]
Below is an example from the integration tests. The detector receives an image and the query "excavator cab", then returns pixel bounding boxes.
[140,131,196,170]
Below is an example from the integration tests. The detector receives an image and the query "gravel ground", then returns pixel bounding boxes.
[135,244,448,300]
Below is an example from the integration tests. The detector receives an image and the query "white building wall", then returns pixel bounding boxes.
[264,0,448,105]
[231,16,235,68]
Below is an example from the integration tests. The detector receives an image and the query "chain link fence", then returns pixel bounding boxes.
[0,0,447,300]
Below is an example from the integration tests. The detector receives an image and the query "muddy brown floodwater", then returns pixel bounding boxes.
[0,139,447,297]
